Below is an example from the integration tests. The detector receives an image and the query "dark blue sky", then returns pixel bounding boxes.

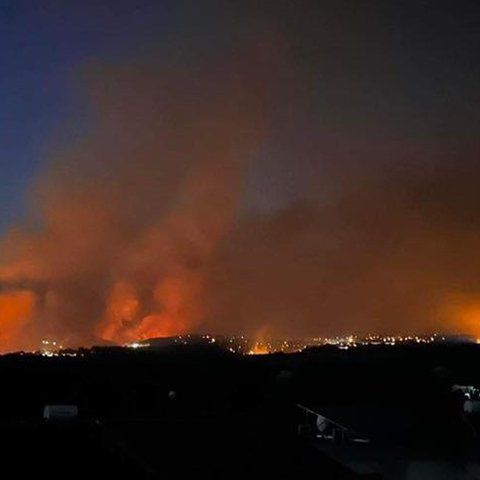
[0,1,177,231]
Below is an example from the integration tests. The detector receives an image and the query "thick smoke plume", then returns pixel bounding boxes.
[204,138,480,339]
[1,40,479,352]
[0,47,276,351]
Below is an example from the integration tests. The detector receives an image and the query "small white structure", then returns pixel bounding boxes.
[43,404,78,421]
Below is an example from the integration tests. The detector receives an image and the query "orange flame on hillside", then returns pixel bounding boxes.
[247,342,270,355]
[0,41,279,353]
[99,274,201,343]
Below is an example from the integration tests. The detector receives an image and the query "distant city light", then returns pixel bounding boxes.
[24,332,472,359]
[125,342,150,349]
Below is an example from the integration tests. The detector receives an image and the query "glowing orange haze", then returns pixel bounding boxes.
[0,291,37,351]
[1,41,479,353]
[0,45,278,352]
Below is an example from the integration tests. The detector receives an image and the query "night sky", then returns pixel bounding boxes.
[0,1,176,231]
[0,1,479,350]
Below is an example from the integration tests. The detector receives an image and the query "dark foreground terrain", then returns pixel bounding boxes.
[1,343,480,479]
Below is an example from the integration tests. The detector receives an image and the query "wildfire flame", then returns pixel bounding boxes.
[247,342,270,355]
[0,43,276,353]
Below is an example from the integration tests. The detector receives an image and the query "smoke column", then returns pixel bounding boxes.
[204,137,480,339]
[0,45,277,351]
[1,29,479,352]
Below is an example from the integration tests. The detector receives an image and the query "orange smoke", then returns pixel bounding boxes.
[5,30,478,349]
[99,273,202,343]
[0,42,279,353]
[0,290,37,351]
[440,295,480,339]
